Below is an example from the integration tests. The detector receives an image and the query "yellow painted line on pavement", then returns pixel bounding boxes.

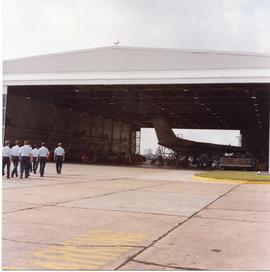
[31,229,146,270]
[78,230,146,238]
[193,175,270,185]
[69,236,143,244]
[66,231,146,246]
[69,233,144,241]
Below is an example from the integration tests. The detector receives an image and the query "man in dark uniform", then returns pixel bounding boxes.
[38,143,49,177]
[11,140,20,178]
[54,143,65,174]
[19,140,32,179]
[2,140,11,179]
[31,144,39,174]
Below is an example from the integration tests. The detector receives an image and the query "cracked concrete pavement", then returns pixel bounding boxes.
[2,163,270,270]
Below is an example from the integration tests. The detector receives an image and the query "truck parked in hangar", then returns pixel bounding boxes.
[219,154,256,170]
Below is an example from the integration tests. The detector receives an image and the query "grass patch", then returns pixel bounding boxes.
[195,171,270,182]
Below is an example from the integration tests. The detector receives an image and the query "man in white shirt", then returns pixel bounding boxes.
[31,144,39,174]
[19,140,32,179]
[54,142,65,174]
[11,140,20,178]
[2,140,11,179]
[38,142,49,177]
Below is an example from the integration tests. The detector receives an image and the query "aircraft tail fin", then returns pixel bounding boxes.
[153,118,178,145]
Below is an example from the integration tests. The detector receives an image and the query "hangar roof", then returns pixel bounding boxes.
[3,46,270,85]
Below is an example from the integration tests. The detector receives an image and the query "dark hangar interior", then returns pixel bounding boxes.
[5,82,270,167]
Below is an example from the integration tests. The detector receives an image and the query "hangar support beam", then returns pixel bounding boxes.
[2,85,8,142]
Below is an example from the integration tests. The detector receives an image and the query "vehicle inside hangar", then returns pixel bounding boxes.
[4,82,270,169]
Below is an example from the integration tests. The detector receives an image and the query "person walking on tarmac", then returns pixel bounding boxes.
[19,140,32,179]
[11,140,20,178]
[54,142,65,174]
[38,143,49,177]
[2,140,11,179]
[31,144,39,174]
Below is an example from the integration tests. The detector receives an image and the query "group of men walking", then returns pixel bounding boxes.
[2,140,65,179]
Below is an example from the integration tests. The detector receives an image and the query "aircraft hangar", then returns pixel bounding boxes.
[3,46,270,170]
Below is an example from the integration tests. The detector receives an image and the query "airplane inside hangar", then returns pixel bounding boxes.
[3,46,270,170]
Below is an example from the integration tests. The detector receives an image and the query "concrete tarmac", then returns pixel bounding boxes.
[2,163,270,270]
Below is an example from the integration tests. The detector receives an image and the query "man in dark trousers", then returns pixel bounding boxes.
[11,140,20,178]
[2,140,11,179]
[31,144,39,174]
[54,142,65,174]
[19,140,32,179]
[38,143,49,177]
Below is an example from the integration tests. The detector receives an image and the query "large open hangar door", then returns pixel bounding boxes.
[5,86,139,162]
[3,46,270,169]
[4,83,270,168]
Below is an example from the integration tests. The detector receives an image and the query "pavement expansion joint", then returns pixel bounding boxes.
[2,175,123,190]
[106,177,132,181]
[3,238,145,248]
[54,204,188,218]
[50,180,179,206]
[5,178,91,186]
[131,259,205,271]
[2,204,50,214]
[116,183,241,270]
[4,180,191,216]
[194,214,270,224]
[6,165,269,270]
[206,207,270,212]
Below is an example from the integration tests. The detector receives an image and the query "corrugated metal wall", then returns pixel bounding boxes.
[4,46,270,74]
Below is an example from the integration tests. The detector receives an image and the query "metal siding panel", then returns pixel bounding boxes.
[3,46,270,75]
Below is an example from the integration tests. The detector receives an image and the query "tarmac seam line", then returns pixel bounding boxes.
[2,177,132,190]
[3,204,51,215]
[2,180,180,214]
[2,238,146,249]
[115,183,242,270]
[206,207,270,212]
[2,176,178,191]
[194,214,270,224]
[132,259,205,270]
[3,174,192,191]
[41,180,182,206]
[51,204,188,218]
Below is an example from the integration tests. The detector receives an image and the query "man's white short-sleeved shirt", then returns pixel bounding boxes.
[11,145,20,156]
[39,147,49,157]
[31,148,39,157]
[19,145,32,157]
[2,146,11,157]
[54,147,65,156]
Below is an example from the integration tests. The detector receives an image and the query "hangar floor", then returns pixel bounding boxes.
[2,164,270,270]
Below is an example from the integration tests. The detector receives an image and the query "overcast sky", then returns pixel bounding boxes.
[3,0,270,59]
[2,0,269,152]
